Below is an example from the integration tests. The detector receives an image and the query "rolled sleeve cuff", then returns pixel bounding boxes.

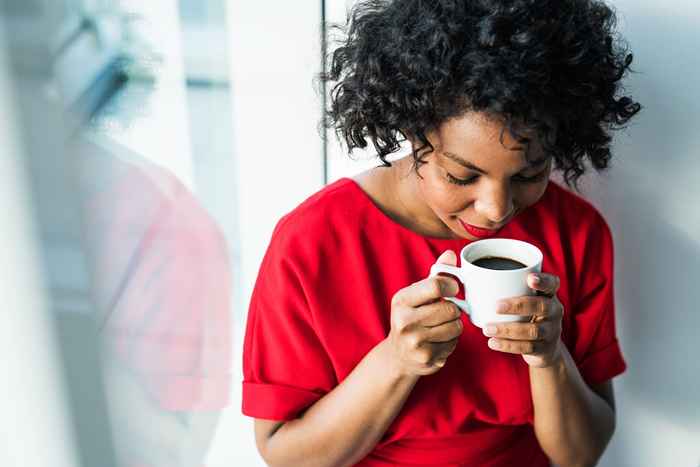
[576,339,627,386]
[242,381,325,420]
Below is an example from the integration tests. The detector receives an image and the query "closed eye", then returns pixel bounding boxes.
[446,173,479,185]
[446,170,548,186]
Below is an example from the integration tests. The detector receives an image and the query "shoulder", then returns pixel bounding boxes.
[267,178,367,255]
[252,178,371,303]
[536,182,615,296]
[539,180,612,241]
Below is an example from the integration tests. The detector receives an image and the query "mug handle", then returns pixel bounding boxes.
[429,263,471,316]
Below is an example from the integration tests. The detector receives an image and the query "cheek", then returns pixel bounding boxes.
[425,181,548,215]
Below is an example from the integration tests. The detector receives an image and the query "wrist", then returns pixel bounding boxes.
[375,338,419,384]
[530,340,566,371]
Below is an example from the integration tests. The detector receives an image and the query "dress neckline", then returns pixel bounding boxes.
[340,177,472,245]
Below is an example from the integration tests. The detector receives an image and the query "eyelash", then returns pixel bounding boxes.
[446,171,547,186]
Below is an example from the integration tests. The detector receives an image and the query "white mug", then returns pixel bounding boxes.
[429,238,543,329]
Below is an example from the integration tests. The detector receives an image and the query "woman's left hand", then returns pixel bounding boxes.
[482,273,564,368]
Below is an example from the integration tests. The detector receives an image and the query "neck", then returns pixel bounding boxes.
[390,157,457,239]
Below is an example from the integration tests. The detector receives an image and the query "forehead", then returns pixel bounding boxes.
[433,113,545,168]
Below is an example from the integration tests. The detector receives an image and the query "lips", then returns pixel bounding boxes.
[459,219,503,239]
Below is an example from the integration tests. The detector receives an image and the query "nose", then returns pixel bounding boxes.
[473,183,514,225]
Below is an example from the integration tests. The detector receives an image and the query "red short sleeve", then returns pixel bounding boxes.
[568,213,626,386]
[242,219,338,421]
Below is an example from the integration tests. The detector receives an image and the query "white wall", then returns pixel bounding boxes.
[206,2,325,466]
[581,2,700,466]
[226,1,325,322]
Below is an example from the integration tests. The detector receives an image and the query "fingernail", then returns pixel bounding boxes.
[531,275,541,284]
[496,301,509,314]
[483,325,497,336]
[487,338,499,350]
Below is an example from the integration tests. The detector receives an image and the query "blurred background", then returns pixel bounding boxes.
[0,1,698,466]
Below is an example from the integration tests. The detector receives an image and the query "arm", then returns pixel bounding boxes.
[255,252,464,467]
[256,338,420,467]
[530,346,616,467]
[483,272,618,467]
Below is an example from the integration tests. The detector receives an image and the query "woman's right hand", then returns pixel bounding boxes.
[385,250,464,377]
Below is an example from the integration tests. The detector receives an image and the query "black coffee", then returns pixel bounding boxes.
[472,256,527,270]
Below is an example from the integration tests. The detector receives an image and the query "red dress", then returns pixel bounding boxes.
[242,178,626,466]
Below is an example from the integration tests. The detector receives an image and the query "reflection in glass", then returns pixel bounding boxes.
[76,139,232,466]
[3,0,240,464]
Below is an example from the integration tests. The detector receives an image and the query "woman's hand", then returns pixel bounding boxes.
[482,273,564,368]
[386,251,464,377]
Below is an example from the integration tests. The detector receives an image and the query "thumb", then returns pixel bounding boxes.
[435,249,457,266]
[432,250,460,296]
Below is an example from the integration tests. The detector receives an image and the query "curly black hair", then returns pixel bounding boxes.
[321,0,642,188]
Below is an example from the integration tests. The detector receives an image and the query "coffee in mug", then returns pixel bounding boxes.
[471,256,527,271]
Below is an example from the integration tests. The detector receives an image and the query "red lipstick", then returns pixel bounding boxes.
[459,219,501,239]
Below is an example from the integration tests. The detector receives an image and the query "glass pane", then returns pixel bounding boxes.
[3,0,325,465]
[84,1,239,465]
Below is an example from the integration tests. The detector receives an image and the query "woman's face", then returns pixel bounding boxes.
[413,112,552,240]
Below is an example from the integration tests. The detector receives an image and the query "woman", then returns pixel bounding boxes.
[242,0,641,465]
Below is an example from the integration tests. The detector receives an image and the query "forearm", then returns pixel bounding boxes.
[263,338,420,467]
[530,344,615,467]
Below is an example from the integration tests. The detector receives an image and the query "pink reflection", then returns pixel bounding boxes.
[77,140,231,466]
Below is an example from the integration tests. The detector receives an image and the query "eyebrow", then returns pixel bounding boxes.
[443,151,549,175]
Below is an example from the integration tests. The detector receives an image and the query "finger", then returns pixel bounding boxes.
[422,318,463,343]
[392,276,459,308]
[496,296,552,317]
[426,249,459,301]
[482,322,553,341]
[429,249,460,301]
[416,300,462,327]
[427,338,460,366]
[527,273,560,296]
[435,249,458,266]
[487,338,542,355]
